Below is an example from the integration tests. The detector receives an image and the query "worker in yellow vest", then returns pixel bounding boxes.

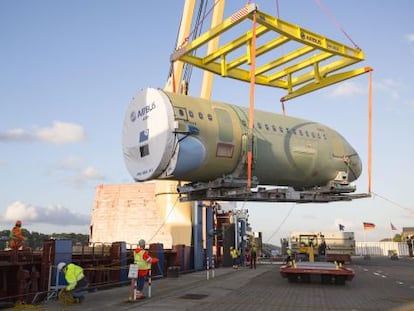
[230,246,240,269]
[286,248,293,264]
[133,239,159,299]
[250,245,257,269]
[57,262,89,303]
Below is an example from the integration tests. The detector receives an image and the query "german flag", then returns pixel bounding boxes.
[363,222,375,230]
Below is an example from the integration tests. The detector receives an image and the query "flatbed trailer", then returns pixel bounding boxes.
[280,261,355,285]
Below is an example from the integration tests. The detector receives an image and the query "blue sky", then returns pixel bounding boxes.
[1,1,413,244]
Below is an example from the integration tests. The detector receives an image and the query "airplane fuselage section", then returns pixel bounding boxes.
[122,88,362,189]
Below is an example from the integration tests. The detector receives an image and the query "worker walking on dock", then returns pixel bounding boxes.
[250,245,257,269]
[286,248,293,264]
[407,236,413,257]
[9,220,27,250]
[58,262,89,303]
[134,239,159,299]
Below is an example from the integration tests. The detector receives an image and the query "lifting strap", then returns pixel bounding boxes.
[315,0,361,50]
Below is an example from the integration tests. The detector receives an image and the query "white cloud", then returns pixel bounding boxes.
[60,166,105,188]
[0,128,32,141]
[35,121,86,144]
[405,33,414,43]
[1,201,90,226]
[374,79,400,101]
[0,121,86,144]
[4,201,39,221]
[406,99,414,109]
[82,166,104,180]
[406,34,414,54]
[52,158,105,188]
[330,81,364,97]
[58,156,84,170]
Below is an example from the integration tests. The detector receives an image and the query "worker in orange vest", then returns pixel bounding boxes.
[133,239,159,299]
[9,220,27,250]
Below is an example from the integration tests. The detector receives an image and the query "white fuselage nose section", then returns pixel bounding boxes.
[122,88,177,181]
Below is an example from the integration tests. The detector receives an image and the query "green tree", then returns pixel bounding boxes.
[0,229,89,250]
[393,234,402,242]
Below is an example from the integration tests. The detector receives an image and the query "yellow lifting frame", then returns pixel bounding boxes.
[171,3,371,101]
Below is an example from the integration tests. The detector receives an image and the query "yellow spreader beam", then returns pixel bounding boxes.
[171,3,372,101]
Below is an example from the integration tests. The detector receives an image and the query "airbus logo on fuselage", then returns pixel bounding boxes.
[131,102,156,122]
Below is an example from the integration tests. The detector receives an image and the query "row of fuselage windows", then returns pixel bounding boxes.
[181,109,328,140]
[241,119,328,140]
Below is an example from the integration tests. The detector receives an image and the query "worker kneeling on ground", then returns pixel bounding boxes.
[58,262,89,303]
[134,239,159,299]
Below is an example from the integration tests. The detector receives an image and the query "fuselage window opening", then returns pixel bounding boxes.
[292,129,297,135]
[317,133,321,139]
[305,131,310,137]
[198,112,204,120]
[174,107,188,120]
[189,110,194,118]
[279,126,284,133]
[241,120,247,127]
[272,125,277,132]
[323,133,327,140]
[207,114,213,121]
[286,127,290,133]
[265,124,270,131]
[299,130,304,136]
[311,132,316,139]
[257,122,262,129]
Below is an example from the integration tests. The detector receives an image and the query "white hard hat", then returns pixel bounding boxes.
[57,262,67,271]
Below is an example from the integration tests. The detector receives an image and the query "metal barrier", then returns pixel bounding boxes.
[356,242,410,256]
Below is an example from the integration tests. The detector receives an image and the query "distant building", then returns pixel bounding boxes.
[89,182,193,248]
[89,183,256,268]
[401,227,414,241]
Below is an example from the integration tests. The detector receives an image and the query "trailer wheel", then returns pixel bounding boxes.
[321,275,332,284]
[300,274,311,283]
[287,274,298,283]
[334,276,346,285]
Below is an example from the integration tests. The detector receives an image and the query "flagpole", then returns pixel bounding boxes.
[363,225,369,260]
[390,222,397,258]
[390,224,393,257]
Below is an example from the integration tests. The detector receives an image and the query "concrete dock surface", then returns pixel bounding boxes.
[30,256,414,310]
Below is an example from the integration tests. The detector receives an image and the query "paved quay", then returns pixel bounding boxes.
[33,256,414,310]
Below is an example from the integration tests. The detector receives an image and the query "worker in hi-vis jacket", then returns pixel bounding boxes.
[133,239,159,299]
